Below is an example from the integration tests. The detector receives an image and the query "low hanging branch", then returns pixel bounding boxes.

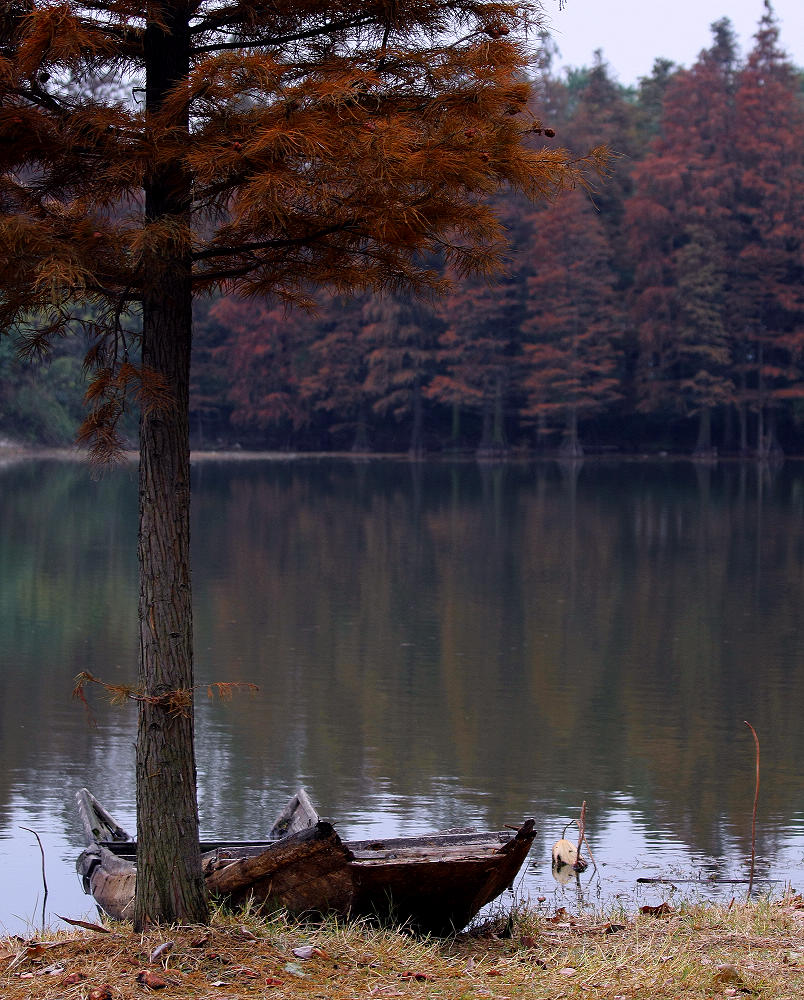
[73,671,258,722]
[744,720,760,897]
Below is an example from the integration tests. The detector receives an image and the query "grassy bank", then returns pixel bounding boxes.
[2,896,804,999]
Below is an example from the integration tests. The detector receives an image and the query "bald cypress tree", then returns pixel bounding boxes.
[733,0,804,456]
[1,1,602,925]
[626,19,740,452]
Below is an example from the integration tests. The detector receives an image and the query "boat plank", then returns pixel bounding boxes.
[204,821,355,915]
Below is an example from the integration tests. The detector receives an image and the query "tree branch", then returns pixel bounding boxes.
[192,224,355,262]
[190,9,377,42]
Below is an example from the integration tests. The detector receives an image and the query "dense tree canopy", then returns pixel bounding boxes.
[5,7,803,459]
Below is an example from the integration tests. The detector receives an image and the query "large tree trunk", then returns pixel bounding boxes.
[560,405,583,458]
[693,406,715,459]
[134,2,208,929]
[408,378,424,456]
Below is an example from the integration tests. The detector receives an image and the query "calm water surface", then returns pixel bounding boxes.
[1,455,803,933]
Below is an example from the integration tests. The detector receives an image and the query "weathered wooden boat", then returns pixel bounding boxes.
[76,788,536,935]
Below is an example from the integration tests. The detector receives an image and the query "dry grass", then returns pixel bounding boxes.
[2,893,804,999]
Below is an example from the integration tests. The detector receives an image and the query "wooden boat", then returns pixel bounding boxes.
[76,788,536,935]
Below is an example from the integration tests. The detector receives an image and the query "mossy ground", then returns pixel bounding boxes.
[2,895,804,999]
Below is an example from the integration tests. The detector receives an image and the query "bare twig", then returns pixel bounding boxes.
[20,826,48,930]
[744,721,760,897]
[575,801,586,867]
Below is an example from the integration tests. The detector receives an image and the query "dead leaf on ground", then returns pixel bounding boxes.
[7,941,68,969]
[88,986,113,1000]
[150,940,174,963]
[55,914,111,933]
[715,964,753,991]
[231,966,260,978]
[36,962,65,975]
[265,976,284,987]
[283,961,308,978]
[292,944,328,960]
[60,971,86,986]
[640,902,674,917]
[400,970,437,981]
[136,968,169,989]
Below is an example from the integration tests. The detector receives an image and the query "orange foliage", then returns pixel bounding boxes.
[1,1,604,456]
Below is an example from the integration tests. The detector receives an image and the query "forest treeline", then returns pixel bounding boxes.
[2,5,803,457]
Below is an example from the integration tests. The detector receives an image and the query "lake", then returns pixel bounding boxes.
[1,454,803,934]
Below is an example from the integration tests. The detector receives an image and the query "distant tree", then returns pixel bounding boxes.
[673,224,733,454]
[300,294,373,452]
[733,1,804,456]
[559,51,638,253]
[0,334,88,444]
[632,58,679,151]
[521,188,621,455]
[211,296,312,446]
[430,267,524,456]
[1,1,601,924]
[362,293,440,455]
[191,297,235,445]
[627,19,740,452]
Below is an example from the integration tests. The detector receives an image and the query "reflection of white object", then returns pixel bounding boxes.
[551,860,578,885]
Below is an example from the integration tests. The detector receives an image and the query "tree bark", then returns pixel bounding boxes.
[408,378,424,456]
[560,405,583,458]
[693,406,714,458]
[134,1,208,928]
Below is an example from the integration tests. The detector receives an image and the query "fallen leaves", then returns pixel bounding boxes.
[136,969,169,989]
[1,900,801,1000]
[7,939,79,970]
[283,961,309,978]
[59,971,86,986]
[715,964,755,994]
[149,940,174,963]
[54,915,111,934]
[229,965,260,978]
[292,944,328,960]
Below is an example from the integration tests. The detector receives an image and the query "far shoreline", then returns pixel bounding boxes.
[2,441,803,465]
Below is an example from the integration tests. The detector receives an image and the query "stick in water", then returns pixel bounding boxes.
[575,801,586,868]
[20,826,48,930]
[744,721,760,898]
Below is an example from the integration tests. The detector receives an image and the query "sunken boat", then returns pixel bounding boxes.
[76,787,536,935]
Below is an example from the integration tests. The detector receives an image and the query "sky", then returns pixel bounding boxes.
[541,0,804,84]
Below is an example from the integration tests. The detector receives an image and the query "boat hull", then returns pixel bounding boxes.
[75,789,536,934]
